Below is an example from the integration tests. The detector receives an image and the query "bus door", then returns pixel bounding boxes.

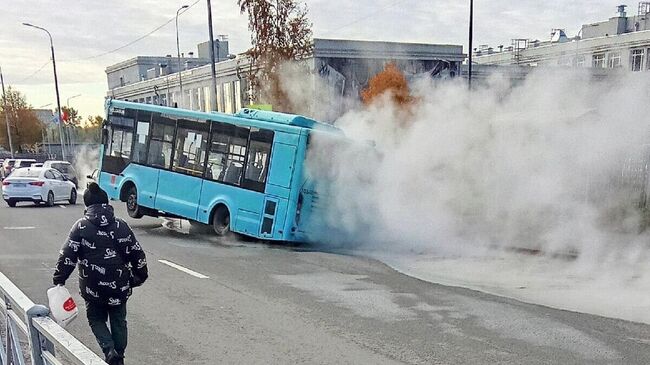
[154,118,209,220]
[261,133,299,237]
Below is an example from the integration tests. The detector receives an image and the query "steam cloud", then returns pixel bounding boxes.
[305,69,650,265]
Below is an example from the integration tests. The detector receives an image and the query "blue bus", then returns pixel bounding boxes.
[98,99,342,242]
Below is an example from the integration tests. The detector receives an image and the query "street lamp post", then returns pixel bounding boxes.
[207,0,218,111]
[468,0,474,88]
[39,103,52,154]
[23,22,66,160]
[0,66,14,158]
[66,94,81,155]
[176,5,189,108]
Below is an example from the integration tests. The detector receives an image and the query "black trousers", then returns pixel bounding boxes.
[85,301,128,357]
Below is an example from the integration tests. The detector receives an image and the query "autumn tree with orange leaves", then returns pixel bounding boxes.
[238,0,313,112]
[361,63,414,108]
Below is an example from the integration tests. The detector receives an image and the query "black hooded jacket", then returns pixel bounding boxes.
[53,204,148,306]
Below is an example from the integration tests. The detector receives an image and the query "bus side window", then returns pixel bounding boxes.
[207,123,249,185]
[132,112,152,164]
[245,128,273,186]
[173,128,208,176]
[147,121,175,169]
[111,130,124,157]
[105,128,114,156]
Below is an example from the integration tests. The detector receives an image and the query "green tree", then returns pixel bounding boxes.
[77,115,103,143]
[0,87,44,152]
[61,106,82,127]
[238,0,313,112]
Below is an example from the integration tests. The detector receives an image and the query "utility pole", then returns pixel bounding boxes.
[0,66,14,158]
[468,0,474,88]
[23,23,66,160]
[176,5,189,108]
[207,0,218,111]
[0,68,14,158]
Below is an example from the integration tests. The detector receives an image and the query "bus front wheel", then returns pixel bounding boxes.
[126,186,144,219]
[212,205,230,236]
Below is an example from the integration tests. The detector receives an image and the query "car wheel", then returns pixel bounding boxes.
[69,189,77,205]
[46,191,55,207]
[212,205,231,236]
[126,186,144,219]
[6,199,16,207]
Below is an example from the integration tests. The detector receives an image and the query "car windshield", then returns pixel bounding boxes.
[11,169,41,178]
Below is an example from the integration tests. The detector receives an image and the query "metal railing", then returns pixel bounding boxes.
[0,272,106,365]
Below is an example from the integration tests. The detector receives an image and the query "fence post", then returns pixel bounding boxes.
[25,305,50,365]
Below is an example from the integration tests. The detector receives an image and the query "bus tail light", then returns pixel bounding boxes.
[2,181,10,186]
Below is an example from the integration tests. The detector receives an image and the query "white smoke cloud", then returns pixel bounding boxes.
[306,69,650,264]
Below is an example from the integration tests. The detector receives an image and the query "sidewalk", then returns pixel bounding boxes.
[374,250,650,324]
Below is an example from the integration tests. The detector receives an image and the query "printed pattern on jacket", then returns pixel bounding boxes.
[54,204,148,305]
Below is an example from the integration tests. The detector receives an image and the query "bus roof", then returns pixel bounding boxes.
[235,108,341,133]
[107,99,343,135]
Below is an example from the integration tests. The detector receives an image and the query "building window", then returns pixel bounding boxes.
[593,54,606,68]
[575,55,585,67]
[224,82,233,114]
[632,49,645,71]
[190,89,200,111]
[234,80,242,111]
[160,94,167,106]
[216,84,223,112]
[607,51,621,68]
[203,86,211,111]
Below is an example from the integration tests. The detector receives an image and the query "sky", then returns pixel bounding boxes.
[0,0,621,118]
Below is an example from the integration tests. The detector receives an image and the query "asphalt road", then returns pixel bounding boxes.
[1,201,649,364]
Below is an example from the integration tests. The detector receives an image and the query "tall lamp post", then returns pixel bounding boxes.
[23,22,66,160]
[66,94,81,155]
[468,0,474,88]
[176,5,189,108]
[207,0,218,111]
[0,66,14,158]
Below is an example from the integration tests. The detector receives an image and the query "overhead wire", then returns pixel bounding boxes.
[14,60,50,83]
[62,0,201,62]
[321,0,412,37]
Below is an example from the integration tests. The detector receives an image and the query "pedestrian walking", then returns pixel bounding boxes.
[53,182,148,365]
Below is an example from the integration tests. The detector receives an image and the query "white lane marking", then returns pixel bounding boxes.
[158,259,209,279]
[59,205,66,208]
[3,226,36,230]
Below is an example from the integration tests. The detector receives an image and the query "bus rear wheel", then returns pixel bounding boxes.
[126,186,144,219]
[212,205,230,236]
[189,220,212,235]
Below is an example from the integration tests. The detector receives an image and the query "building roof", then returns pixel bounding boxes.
[312,38,465,61]
[476,29,650,65]
[105,56,211,74]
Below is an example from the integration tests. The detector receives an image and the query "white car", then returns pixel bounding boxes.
[2,167,77,207]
